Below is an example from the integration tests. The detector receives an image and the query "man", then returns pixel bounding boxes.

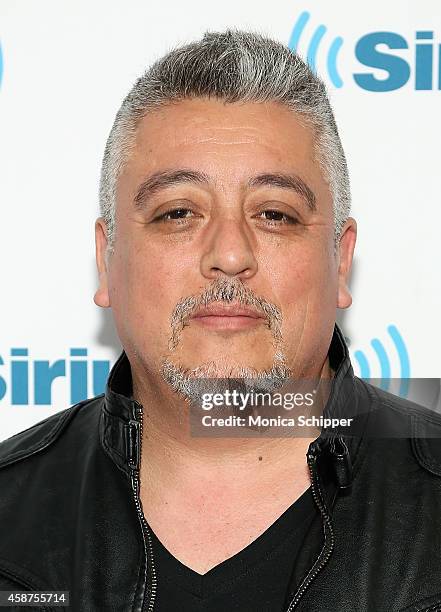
[0,28,440,612]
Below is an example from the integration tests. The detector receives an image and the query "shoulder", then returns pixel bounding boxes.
[0,394,109,592]
[0,394,104,470]
[356,377,441,476]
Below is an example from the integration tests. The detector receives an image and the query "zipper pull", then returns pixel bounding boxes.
[329,435,352,489]
[307,438,323,462]
[132,399,143,421]
[127,419,140,471]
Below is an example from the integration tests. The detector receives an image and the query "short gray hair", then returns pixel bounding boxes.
[99,28,350,253]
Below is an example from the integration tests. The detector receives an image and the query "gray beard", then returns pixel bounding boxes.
[160,355,291,417]
[160,276,291,415]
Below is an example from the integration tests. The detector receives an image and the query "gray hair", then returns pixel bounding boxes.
[99,28,350,254]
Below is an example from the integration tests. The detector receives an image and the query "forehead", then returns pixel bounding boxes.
[117,98,330,209]
[132,98,317,164]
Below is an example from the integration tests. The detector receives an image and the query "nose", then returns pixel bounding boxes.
[199,216,258,281]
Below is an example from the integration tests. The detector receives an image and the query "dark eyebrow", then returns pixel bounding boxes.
[134,170,210,208]
[247,173,316,212]
[134,169,316,212]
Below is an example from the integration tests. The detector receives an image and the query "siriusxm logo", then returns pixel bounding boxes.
[0,349,110,406]
[289,11,440,91]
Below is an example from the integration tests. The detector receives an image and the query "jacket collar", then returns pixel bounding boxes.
[101,322,361,480]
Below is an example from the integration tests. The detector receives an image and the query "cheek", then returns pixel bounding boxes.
[264,239,337,320]
[107,246,168,346]
[108,241,198,351]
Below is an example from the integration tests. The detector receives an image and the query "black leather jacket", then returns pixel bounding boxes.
[1,324,441,612]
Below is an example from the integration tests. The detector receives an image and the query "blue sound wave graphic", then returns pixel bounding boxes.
[353,325,410,398]
[288,11,344,88]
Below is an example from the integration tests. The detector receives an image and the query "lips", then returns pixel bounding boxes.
[190,302,265,320]
[188,302,267,331]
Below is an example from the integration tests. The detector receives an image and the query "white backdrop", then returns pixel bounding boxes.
[0,0,440,441]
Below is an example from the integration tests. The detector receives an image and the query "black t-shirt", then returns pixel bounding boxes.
[149,486,318,611]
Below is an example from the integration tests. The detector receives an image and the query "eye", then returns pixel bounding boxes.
[153,208,195,222]
[258,210,299,225]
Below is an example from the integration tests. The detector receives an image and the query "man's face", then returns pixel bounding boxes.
[95,98,356,387]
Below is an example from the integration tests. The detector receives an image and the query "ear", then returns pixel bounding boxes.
[93,218,111,308]
[336,217,357,309]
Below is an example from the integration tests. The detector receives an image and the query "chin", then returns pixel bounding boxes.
[165,354,281,378]
[160,352,291,405]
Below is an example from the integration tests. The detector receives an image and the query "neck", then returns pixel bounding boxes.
[130,352,335,571]
[131,355,334,478]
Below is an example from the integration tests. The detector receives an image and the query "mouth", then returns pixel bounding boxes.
[189,302,267,331]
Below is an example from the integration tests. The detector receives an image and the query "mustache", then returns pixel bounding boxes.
[168,277,282,350]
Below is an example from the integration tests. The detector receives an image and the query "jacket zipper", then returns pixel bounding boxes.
[284,438,336,611]
[129,401,158,612]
